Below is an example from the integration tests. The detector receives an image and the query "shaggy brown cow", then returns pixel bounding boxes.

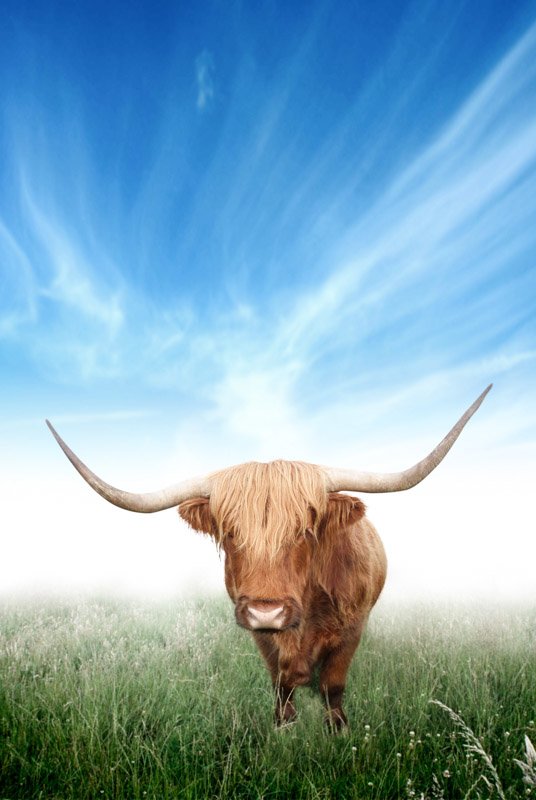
[46,385,491,729]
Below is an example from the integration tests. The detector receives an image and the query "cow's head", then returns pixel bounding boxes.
[179,462,323,630]
[178,464,368,630]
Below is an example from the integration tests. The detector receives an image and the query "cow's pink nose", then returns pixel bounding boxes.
[247,604,284,629]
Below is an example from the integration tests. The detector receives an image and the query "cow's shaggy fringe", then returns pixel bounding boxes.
[209,461,327,562]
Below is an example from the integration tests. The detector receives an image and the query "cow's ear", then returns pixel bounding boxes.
[325,493,366,530]
[178,497,215,535]
[317,494,367,600]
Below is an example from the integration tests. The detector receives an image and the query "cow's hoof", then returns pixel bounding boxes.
[275,707,297,728]
[324,709,348,733]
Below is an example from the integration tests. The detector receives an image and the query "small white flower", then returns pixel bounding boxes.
[443,769,451,778]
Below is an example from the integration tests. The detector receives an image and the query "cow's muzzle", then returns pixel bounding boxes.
[235,597,301,631]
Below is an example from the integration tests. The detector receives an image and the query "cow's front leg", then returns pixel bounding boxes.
[274,682,297,726]
[319,625,363,731]
[253,632,297,726]
[322,683,347,730]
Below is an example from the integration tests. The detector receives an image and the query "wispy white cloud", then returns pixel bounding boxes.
[195,50,215,111]
[387,19,536,199]
[210,361,311,459]
[21,184,124,335]
[0,168,128,379]
[0,218,37,337]
[271,24,536,368]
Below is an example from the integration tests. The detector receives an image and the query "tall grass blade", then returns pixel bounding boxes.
[430,700,506,800]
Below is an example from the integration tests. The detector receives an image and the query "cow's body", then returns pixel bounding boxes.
[179,463,387,728]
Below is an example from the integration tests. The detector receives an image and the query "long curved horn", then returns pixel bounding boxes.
[46,420,213,512]
[323,384,492,493]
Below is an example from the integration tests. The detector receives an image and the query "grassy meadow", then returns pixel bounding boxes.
[0,597,535,799]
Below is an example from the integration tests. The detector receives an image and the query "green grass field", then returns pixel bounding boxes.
[0,597,534,799]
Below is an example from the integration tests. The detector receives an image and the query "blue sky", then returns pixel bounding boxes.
[2,1,536,598]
